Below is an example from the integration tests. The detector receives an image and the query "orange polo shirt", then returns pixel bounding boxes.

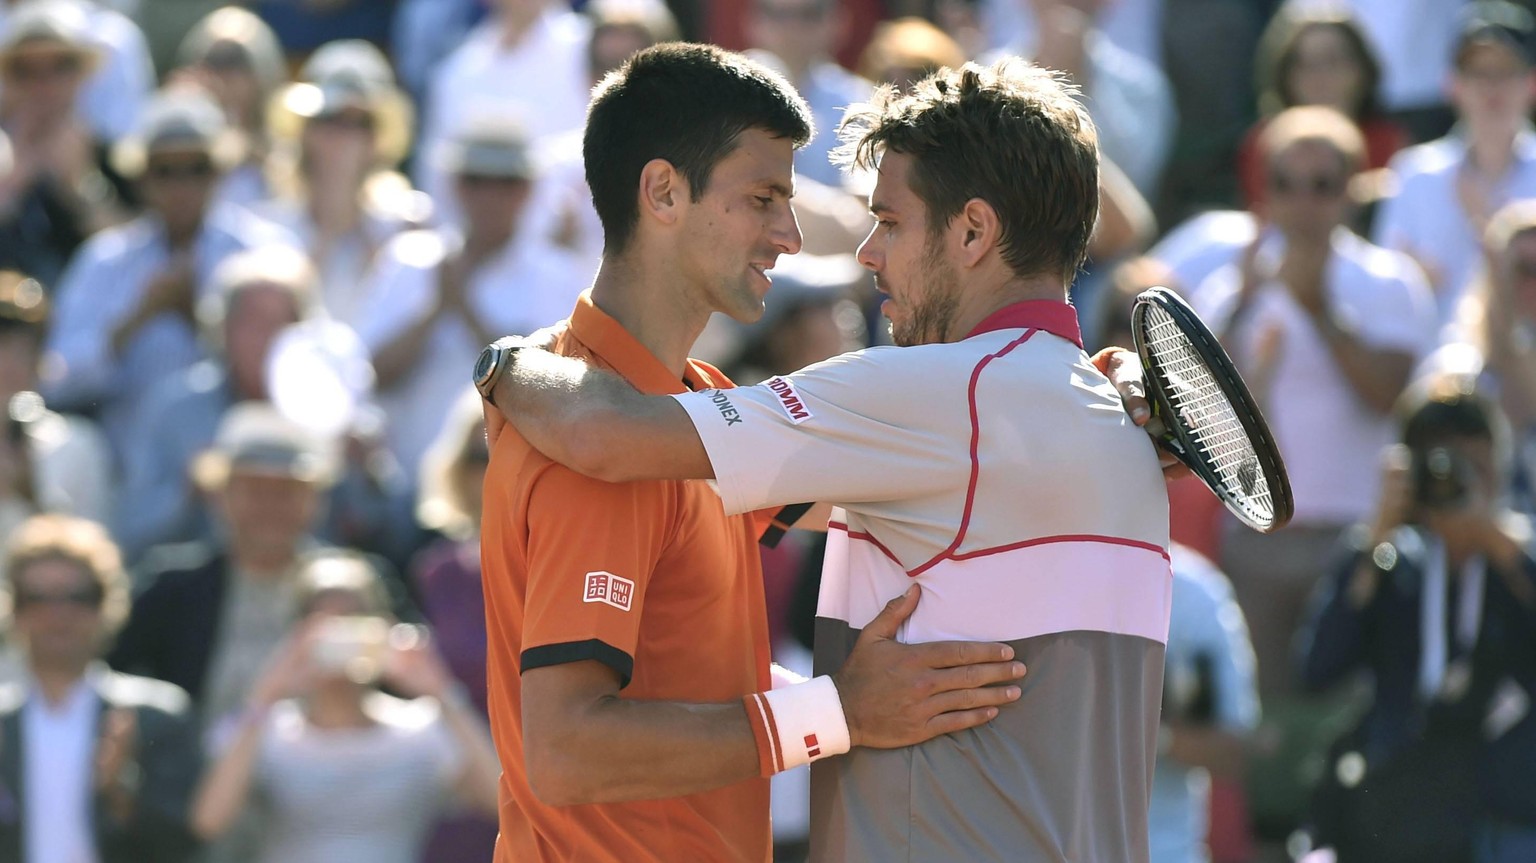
[481,293,775,863]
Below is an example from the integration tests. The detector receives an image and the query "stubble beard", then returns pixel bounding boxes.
[891,238,962,347]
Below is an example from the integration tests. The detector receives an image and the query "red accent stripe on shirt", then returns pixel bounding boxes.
[910,329,1038,577]
[827,521,902,565]
[949,533,1172,562]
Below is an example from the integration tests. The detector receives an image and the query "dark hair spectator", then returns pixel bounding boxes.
[585,42,813,255]
[1237,5,1409,209]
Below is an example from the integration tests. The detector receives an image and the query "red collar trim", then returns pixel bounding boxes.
[965,300,1082,348]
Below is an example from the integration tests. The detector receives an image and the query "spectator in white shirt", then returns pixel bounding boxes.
[0,0,154,143]
[1198,105,1436,697]
[1372,1,1536,325]
[745,0,872,188]
[42,89,293,460]
[358,119,586,482]
[0,0,134,287]
[1290,0,1467,142]
[991,0,1177,198]
[416,0,591,227]
[171,6,288,212]
[260,40,418,331]
[189,549,500,863]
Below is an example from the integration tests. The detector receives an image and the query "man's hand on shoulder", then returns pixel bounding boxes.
[1091,346,1191,479]
[832,585,1025,748]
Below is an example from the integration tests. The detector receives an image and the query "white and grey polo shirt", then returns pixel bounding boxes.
[673,300,1172,863]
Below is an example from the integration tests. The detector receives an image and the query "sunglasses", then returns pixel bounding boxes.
[312,111,376,133]
[457,174,531,187]
[1511,258,1536,281]
[144,160,216,182]
[14,586,102,611]
[4,53,82,82]
[1268,172,1347,198]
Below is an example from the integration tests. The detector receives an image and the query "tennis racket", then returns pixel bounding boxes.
[1131,286,1293,533]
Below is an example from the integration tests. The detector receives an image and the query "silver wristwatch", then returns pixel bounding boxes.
[473,336,525,407]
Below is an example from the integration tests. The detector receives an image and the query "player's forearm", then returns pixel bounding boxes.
[491,348,714,483]
[189,710,266,839]
[524,697,761,805]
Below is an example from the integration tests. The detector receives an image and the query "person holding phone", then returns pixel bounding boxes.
[189,549,500,863]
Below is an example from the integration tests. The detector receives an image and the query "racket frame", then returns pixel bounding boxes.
[1131,286,1295,533]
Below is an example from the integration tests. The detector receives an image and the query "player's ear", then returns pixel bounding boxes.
[639,158,685,227]
[956,197,999,267]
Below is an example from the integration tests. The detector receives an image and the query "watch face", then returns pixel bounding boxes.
[474,345,497,386]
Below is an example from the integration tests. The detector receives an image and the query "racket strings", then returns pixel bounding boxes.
[1143,308,1275,522]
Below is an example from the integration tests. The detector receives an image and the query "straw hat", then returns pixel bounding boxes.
[267,39,413,168]
[190,401,341,492]
[110,89,244,178]
[437,116,536,180]
[0,0,101,74]
[176,6,287,98]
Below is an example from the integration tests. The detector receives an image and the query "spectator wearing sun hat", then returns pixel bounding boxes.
[0,0,136,286]
[356,116,585,484]
[108,400,342,723]
[41,88,294,463]
[256,38,419,330]
[0,0,155,143]
[171,6,289,212]
[415,0,591,228]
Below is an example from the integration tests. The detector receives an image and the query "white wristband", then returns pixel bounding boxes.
[745,675,851,774]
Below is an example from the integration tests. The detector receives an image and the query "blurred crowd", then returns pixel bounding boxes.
[0,0,1528,862]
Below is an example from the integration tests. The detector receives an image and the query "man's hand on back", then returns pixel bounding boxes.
[833,585,1025,748]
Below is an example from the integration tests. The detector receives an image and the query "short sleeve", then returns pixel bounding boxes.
[519,464,676,687]
[1341,252,1437,356]
[671,347,970,515]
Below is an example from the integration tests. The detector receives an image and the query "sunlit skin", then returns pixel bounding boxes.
[0,46,87,135]
[140,150,220,243]
[225,284,303,401]
[672,127,803,324]
[215,471,322,565]
[857,151,966,346]
[301,107,377,192]
[1500,231,1536,322]
[11,558,103,670]
[1260,140,1351,247]
[1452,42,1536,141]
[1289,25,1367,114]
[454,175,532,252]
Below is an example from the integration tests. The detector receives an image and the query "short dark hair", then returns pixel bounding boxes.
[584,43,813,254]
[1399,377,1507,453]
[837,60,1100,282]
[1257,9,1385,119]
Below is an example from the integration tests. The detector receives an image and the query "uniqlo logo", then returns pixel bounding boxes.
[583,571,635,612]
[805,733,821,758]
